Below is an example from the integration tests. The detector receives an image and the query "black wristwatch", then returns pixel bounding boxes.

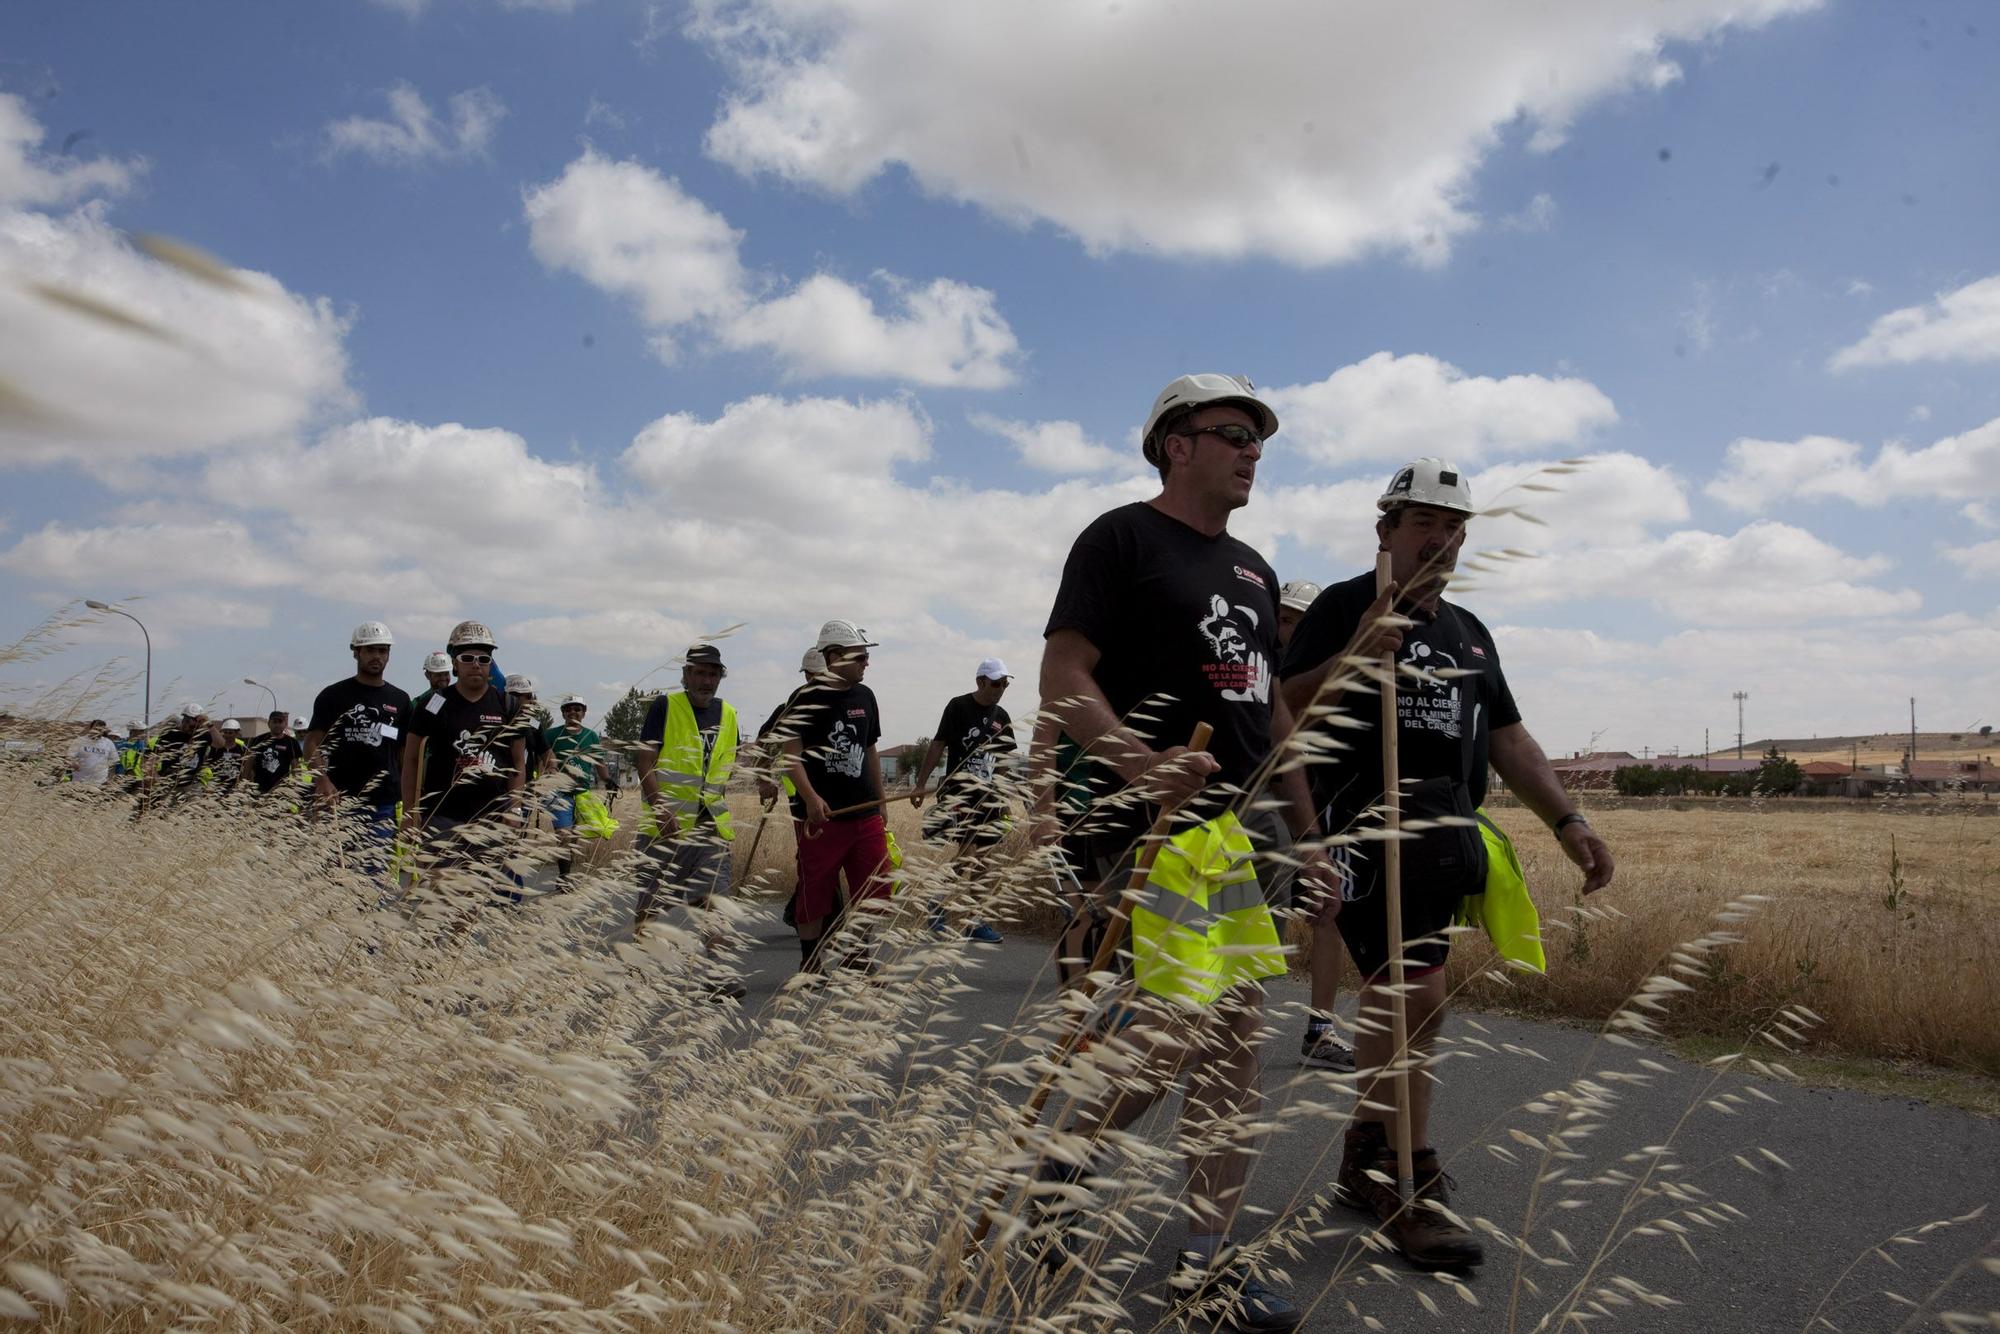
[1552,812,1589,839]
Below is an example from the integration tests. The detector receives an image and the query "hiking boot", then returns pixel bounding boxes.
[1300,1025,1356,1072]
[1334,1124,1484,1269]
[966,920,1004,945]
[1169,1246,1303,1332]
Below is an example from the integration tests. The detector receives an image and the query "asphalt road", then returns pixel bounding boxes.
[593,878,1999,1334]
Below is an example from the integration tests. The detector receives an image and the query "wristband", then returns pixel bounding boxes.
[1552,812,1589,839]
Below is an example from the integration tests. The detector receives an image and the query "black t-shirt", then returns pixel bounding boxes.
[516,704,551,779]
[1045,502,1282,838]
[153,725,204,788]
[1278,571,1521,833]
[196,737,245,782]
[934,694,1015,804]
[308,678,412,807]
[786,681,881,821]
[406,683,526,822]
[248,734,303,793]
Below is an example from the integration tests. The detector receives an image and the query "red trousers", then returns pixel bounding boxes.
[796,813,892,926]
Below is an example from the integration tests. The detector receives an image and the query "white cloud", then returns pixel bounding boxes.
[967,412,1127,474]
[323,83,507,166]
[1943,540,2000,578]
[523,150,1019,385]
[0,519,301,590]
[1499,193,1558,233]
[719,273,1019,387]
[1963,502,1997,531]
[0,205,352,465]
[1830,274,2000,370]
[690,0,1815,266]
[505,610,709,660]
[1266,352,1617,467]
[0,93,140,207]
[1706,417,2000,510]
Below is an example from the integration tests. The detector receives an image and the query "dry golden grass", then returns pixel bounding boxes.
[1446,803,2000,1074]
[4,766,1995,1329]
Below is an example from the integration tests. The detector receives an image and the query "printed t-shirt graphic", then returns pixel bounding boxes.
[249,734,304,792]
[1044,501,1281,843]
[407,686,523,821]
[788,681,881,820]
[1278,570,1520,836]
[307,680,412,806]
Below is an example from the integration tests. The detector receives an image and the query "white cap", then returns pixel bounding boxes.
[447,619,497,650]
[422,651,451,673]
[814,619,878,652]
[506,673,537,694]
[126,718,144,731]
[1141,373,1279,466]
[350,621,393,648]
[221,718,242,732]
[1279,579,1321,613]
[291,714,308,729]
[976,656,1012,682]
[560,694,587,709]
[1378,457,1476,515]
[800,648,826,675]
[179,700,206,718]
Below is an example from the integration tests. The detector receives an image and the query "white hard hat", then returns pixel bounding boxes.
[1141,373,1279,466]
[350,621,394,648]
[800,648,827,675]
[179,700,206,718]
[506,673,537,694]
[976,656,1011,682]
[1279,579,1321,613]
[814,619,878,652]
[422,651,451,673]
[561,694,587,709]
[291,714,307,729]
[447,619,496,650]
[221,718,242,732]
[126,718,144,731]
[1378,457,1476,515]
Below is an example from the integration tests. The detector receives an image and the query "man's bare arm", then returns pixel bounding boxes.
[1490,721,1614,894]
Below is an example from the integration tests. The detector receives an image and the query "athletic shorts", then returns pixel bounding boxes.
[796,814,892,926]
[546,793,576,830]
[1332,844,1472,980]
[921,791,1008,850]
[635,827,732,906]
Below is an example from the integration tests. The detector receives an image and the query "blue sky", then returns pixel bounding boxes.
[2,0,1997,753]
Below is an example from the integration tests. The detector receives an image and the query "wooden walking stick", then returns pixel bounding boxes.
[728,796,775,893]
[964,722,1213,1255]
[1376,550,1416,1201]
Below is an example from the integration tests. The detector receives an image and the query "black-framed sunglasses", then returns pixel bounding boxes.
[1180,422,1264,449]
[455,651,493,664]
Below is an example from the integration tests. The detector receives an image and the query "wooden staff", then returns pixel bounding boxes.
[1376,550,1415,1200]
[964,722,1214,1255]
[727,797,775,893]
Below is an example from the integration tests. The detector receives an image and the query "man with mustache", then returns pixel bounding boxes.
[1279,456,1615,1271]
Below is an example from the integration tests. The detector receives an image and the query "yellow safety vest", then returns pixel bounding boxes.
[643,694,739,840]
[1129,811,1288,1008]
[1456,808,1546,974]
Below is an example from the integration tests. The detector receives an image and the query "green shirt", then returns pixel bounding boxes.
[545,724,602,790]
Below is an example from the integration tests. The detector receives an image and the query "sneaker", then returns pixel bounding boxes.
[1023,1157,1099,1274]
[928,911,954,937]
[706,978,748,1001]
[1300,1025,1356,1072]
[966,921,1004,945]
[1334,1124,1484,1269]
[1170,1247,1303,1332]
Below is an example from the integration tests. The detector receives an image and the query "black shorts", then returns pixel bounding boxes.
[921,792,1008,849]
[1333,843,1475,980]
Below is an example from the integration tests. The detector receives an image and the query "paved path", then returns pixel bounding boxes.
[599,881,2000,1333]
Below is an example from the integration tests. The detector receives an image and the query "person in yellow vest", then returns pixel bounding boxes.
[1028,373,1340,1325]
[634,642,747,1000]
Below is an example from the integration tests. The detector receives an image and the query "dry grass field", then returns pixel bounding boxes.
[3,765,1995,1328]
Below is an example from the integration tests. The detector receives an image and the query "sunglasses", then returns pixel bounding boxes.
[455,652,493,664]
[1180,422,1264,449]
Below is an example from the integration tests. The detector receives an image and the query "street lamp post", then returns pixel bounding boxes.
[85,599,152,727]
[244,677,278,718]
